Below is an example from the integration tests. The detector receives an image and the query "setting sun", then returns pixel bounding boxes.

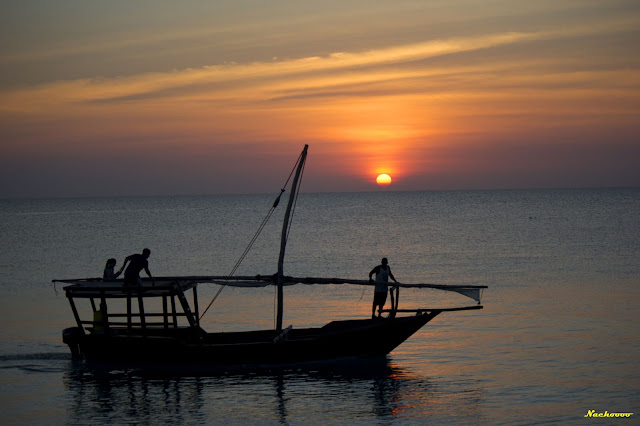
[376,173,392,186]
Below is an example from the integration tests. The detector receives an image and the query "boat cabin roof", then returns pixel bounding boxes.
[59,279,197,299]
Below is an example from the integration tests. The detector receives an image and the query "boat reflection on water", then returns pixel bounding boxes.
[62,358,484,423]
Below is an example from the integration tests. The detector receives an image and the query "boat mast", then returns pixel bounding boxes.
[276,144,308,332]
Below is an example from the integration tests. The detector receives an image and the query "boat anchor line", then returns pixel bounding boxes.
[54,144,488,366]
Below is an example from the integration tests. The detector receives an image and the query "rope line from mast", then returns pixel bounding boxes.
[285,157,306,243]
[199,150,305,321]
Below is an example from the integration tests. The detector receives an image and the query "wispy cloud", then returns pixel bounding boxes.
[0,31,578,108]
[4,13,638,114]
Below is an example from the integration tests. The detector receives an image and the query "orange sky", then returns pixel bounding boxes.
[1,1,639,197]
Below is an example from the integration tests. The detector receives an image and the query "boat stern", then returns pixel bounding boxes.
[62,327,84,360]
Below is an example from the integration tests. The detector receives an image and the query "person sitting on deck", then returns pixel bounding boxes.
[103,258,123,281]
[93,301,109,334]
[369,257,398,319]
[121,248,155,286]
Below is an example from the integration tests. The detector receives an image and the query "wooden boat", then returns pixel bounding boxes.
[55,145,486,366]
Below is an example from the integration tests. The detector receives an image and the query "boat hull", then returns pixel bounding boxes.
[63,312,440,366]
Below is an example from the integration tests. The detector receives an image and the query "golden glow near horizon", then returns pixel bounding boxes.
[0,1,639,197]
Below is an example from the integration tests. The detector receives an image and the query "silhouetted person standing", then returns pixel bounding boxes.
[122,248,154,286]
[369,257,397,318]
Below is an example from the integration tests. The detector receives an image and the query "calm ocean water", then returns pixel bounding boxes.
[0,189,638,424]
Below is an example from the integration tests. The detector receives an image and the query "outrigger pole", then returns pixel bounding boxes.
[276,145,308,332]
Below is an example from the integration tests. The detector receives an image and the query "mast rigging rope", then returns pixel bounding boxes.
[199,151,304,320]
